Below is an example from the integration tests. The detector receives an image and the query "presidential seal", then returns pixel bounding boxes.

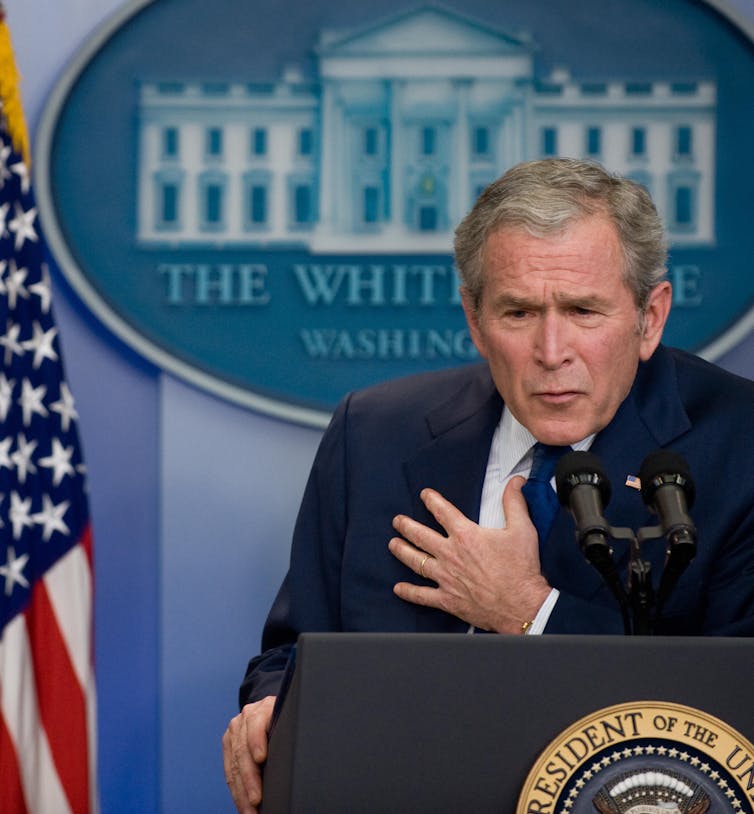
[516,701,754,814]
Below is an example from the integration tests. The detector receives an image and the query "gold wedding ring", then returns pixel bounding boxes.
[419,554,431,579]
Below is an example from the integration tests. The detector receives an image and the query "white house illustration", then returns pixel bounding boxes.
[136,5,716,252]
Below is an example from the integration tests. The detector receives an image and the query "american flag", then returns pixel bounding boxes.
[0,10,98,813]
[625,474,642,491]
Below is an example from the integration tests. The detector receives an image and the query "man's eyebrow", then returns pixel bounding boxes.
[490,292,609,309]
[553,292,608,308]
[490,293,540,309]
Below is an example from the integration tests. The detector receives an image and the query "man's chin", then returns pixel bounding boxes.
[528,419,592,447]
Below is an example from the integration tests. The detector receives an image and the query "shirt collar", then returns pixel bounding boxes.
[491,407,596,481]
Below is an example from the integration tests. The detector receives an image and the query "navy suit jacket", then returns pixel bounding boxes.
[240,345,754,704]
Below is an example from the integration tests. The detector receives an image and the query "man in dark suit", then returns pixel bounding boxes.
[222,158,754,813]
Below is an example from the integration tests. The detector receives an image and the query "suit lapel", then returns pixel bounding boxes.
[403,365,502,532]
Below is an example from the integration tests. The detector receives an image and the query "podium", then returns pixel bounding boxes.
[262,633,754,813]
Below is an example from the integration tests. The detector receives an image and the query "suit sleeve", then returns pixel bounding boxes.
[238,396,351,706]
[544,591,627,634]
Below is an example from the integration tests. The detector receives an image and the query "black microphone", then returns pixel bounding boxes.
[639,450,696,550]
[639,450,697,608]
[555,451,613,569]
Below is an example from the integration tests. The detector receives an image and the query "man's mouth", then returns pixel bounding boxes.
[534,390,582,405]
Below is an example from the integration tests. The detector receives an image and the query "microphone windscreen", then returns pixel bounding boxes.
[638,450,695,509]
[555,450,611,508]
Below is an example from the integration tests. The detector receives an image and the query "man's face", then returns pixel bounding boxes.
[462,213,671,446]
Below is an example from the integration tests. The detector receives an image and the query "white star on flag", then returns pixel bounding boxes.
[0,143,11,188]
[32,494,71,542]
[50,381,78,432]
[0,371,14,420]
[0,435,13,471]
[5,257,29,308]
[29,262,51,313]
[0,544,29,596]
[11,158,29,195]
[18,376,48,426]
[39,437,75,487]
[22,320,58,368]
[10,432,37,484]
[0,319,24,365]
[9,490,34,540]
[8,202,37,250]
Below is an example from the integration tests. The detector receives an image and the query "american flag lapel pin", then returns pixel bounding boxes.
[625,474,641,490]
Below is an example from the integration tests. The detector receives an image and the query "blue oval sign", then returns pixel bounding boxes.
[36,0,754,426]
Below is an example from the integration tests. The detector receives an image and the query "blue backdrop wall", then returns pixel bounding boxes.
[6,1,754,811]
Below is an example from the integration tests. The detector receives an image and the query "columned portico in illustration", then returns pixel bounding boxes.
[136,5,716,253]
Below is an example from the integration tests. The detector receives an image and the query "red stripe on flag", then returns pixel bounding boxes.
[81,524,96,688]
[0,709,29,814]
[80,524,94,573]
[26,576,90,814]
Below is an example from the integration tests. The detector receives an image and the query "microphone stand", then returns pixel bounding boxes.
[581,523,634,636]
[655,528,696,616]
[627,531,655,636]
[633,522,696,632]
[582,521,696,636]
[581,523,659,636]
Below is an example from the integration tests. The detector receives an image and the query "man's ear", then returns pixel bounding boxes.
[460,286,488,359]
[639,280,672,361]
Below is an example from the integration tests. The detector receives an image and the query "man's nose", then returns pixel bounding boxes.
[534,312,572,369]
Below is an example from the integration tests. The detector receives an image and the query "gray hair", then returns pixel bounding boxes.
[454,158,668,312]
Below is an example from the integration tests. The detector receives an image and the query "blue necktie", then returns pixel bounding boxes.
[521,443,570,547]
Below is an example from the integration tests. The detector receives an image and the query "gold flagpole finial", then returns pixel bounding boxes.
[0,3,31,166]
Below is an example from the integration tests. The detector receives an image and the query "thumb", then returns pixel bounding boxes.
[502,475,533,530]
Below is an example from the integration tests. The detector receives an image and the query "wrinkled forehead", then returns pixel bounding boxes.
[479,213,632,294]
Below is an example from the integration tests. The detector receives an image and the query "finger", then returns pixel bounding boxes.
[246,696,275,763]
[393,580,442,609]
[223,720,261,813]
[419,488,469,532]
[501,475,533,530]
[392,513,444,555]
[388,537,436,580]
